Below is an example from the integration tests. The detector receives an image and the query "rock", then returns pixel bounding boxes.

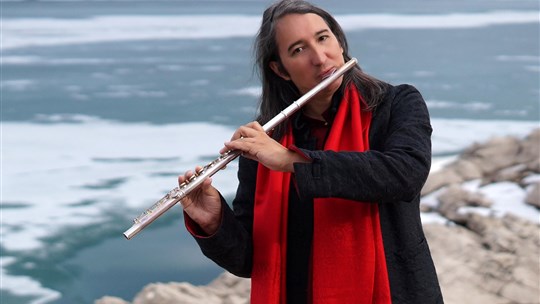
[424,213,539,304]
[488,163,528,184]
[436,184,492,224]
[207,272,251,303]
[423,224,507,304]
[452,159,484,180]
[95,274,251,304]
[132,282,226,304]
[516,129,540,167]
[462,136,521,175]
[526,156,540,173]
[422,168,463,195]
[420,203,434,213]
[422,129,540,195]
[94,296,130,304]
[525,182,540,208]
[412,130,539,303]
[468,214,518,253]
[500,282,540,304]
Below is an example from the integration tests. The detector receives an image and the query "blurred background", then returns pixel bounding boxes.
[1,0,538,303]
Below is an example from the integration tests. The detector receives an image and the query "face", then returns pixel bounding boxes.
[270,13,345,96]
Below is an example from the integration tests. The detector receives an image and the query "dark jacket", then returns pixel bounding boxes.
[188,83,444,303]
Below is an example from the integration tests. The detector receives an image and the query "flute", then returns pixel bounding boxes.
[123,57,358,240]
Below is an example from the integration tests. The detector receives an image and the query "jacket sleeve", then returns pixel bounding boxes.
[185,156,257,278]
[293,84,432,203]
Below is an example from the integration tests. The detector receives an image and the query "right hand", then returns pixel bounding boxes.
[178,166,222,235]
[220,121,309,172]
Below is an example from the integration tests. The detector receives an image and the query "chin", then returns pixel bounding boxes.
[327,77,344,93]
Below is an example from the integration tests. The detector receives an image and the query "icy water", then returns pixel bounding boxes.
[1,0,539,303]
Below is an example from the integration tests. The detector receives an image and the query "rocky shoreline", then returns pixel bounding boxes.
[96,129,540,304]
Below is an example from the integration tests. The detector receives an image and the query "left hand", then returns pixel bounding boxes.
[178,166,222,235]
[219,121,307,172]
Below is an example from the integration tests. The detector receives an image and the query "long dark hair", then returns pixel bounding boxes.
[254,0,385,140]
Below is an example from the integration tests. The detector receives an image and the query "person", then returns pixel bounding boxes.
[178,0,444,303]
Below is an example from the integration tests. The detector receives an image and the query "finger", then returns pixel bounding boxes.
[178,171,190,184]
[219,143,235,154]
[202,177,213,187]
[238,125,261,138]
[220,122,262,154]
[222,126,247,154]
[246,121,265,132]
[222,139,248,154]
[230,127,245,141]
[181,198,193,210]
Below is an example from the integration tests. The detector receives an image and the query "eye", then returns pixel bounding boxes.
[292,46,305,56]
[318,35,330,42]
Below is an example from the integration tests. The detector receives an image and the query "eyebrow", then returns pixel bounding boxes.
[286,29,330,54]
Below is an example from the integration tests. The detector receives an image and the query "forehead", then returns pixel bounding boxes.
[274,13,330,44]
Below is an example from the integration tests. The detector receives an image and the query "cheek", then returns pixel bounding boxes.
[283,63,308,84]
[289,70,311,86]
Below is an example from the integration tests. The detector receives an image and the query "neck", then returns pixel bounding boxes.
[303,95,332,121]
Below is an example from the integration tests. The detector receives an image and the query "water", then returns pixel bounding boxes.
[1,0,539,303]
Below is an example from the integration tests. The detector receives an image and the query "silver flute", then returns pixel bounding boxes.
[123,57,358,240]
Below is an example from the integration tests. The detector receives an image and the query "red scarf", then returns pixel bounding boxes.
[251,85,391,304]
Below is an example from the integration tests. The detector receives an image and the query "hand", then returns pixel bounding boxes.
[219,121,308,172]
[178,166,222,235]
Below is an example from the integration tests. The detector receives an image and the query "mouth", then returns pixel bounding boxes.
[320,68,337,80]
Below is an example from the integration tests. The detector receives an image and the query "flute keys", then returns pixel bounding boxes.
[169,187,181,199]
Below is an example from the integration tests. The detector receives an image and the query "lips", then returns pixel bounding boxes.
[320,67,337,80]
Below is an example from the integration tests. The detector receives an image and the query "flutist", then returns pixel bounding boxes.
[178,1,443,303]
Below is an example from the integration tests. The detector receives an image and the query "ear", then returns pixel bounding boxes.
[269,61,291,81]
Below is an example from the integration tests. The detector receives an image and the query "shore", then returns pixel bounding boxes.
[96,128,540,304]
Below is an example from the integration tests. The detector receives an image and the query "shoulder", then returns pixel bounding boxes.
[374,83,428,114]
[378,82,424,101]
[369,83,432,140]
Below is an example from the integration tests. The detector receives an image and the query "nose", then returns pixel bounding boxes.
[310,44,327,66]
